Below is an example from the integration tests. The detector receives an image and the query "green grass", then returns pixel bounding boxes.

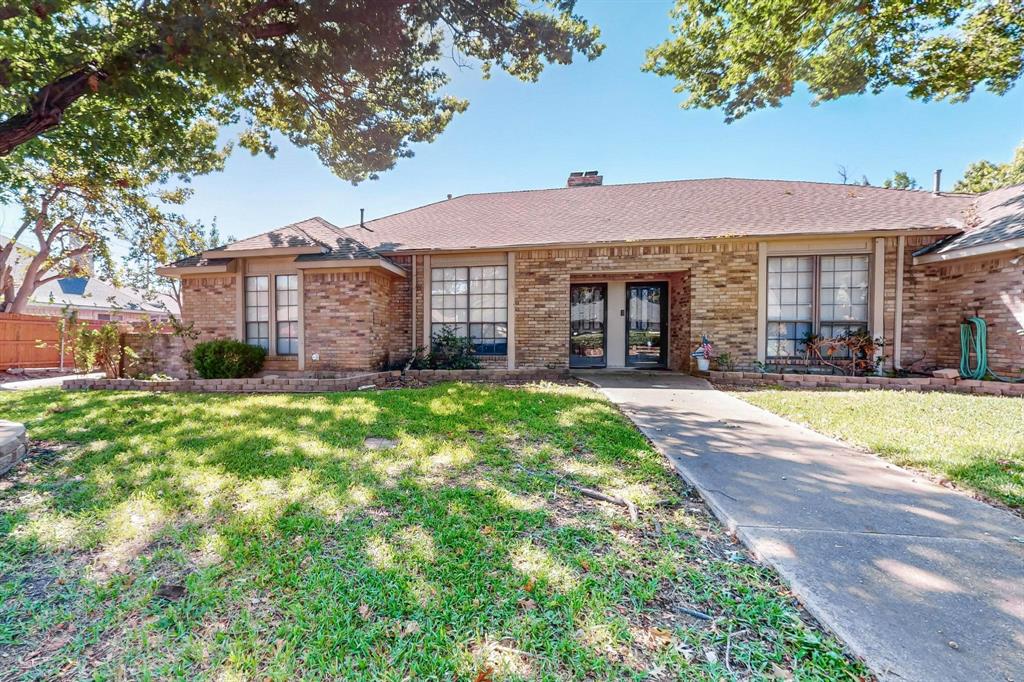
[0,384,866,680]
[734,388,1024,510]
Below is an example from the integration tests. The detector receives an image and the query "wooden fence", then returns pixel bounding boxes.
[0,313,101,371]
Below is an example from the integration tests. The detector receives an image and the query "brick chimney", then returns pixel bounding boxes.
[567,170,602,187]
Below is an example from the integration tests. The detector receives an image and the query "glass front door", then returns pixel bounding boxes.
[626,283,668,367]
[569,284,607,368]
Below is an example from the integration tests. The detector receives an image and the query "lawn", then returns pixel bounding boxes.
[733,388,1024,510]
[0,383,866,681]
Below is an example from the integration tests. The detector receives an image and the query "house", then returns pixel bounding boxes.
[1,237,177,323]
[157,173,1024,376]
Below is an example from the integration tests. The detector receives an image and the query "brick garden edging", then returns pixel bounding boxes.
[62,368,570,394]
[707,370,1024,397]
[0,420,28,477]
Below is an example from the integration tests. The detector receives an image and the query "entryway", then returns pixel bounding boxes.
[569,275,684,370]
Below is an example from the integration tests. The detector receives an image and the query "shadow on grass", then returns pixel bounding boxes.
[0,384,863,680]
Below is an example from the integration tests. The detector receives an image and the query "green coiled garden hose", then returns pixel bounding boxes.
[959,316,1024,382]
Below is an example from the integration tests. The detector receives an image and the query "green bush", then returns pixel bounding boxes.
[192,339,266,379]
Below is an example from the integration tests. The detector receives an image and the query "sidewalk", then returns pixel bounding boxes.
[582,371,1024,682]
[0,372,103,391]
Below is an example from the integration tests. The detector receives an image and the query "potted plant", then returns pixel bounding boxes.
[691,334,715,372]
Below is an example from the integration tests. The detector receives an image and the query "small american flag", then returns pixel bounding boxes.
[699,335,714,359]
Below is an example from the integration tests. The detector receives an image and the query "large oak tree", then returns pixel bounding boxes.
[645,0,1023,122]
[0,1,600,313]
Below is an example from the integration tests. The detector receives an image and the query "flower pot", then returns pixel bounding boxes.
[696,357,710,372]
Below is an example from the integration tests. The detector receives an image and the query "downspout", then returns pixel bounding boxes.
[893,236,905,370]
[411,256,417,354]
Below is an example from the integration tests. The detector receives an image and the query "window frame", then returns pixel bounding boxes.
[765,254,871,360]
[430,265,508,355]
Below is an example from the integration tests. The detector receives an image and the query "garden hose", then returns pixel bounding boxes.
[959,316,1024,383]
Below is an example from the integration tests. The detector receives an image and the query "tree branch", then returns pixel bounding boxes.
[0,65,108,156]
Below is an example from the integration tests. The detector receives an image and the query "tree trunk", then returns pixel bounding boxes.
[0,66,106,156]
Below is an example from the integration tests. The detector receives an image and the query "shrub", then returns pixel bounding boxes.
[410,326,480,370]
[192,339,266,379]
[73,322,134,378]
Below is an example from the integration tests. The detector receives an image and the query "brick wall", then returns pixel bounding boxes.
[303,270,394,371]
[181,275,237,341]
[514,242,755,369]
[125,332,189,378]
[385,256,414,365]
[926,253,1023,374]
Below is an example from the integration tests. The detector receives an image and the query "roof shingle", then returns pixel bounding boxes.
[913,184,1024,257]
[339,178,975,252]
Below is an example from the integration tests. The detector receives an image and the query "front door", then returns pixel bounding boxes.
[569,284,607,368]
[626,282,668,367]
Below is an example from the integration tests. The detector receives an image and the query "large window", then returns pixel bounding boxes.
[431,265,508,354]
[245,276,270,351]
[767,255,870,358]
[275,274,298,356]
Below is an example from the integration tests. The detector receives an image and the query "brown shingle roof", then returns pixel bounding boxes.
[341,178,975,252]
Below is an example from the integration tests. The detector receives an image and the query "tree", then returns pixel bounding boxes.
[883,171,919,190]
[0,128,228,313]
[1,1,602,182]
[954,141,1024,192]
[122,221,232,314]
[645,0,1023,122]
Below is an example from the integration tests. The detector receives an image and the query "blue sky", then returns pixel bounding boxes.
[7,0,1023,251]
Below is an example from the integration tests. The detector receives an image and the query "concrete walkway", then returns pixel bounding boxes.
[581,371,1024,682]
[0,372,103,391]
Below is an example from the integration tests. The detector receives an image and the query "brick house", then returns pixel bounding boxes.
[157,174,1024,376]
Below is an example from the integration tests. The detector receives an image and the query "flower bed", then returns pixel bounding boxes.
[63,368,570,393]
[707,370,1024,397]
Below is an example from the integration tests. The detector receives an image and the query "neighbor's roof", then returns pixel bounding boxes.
[913,184,1024,259]
[30,277,176,315]
[338,178,976,252]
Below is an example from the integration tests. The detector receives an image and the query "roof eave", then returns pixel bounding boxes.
[374,226,964,255]
[156,261,237,277]
[294,258,407,277]
[913,237,1024,264]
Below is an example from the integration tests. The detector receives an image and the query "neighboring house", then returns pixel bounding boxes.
[24,277,177,323]
[1,237,176,323]
[157,173,1024,375]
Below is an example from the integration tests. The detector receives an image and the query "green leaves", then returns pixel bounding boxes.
[2,0,602,182]
[645,0,1024,122]
[954,140,1024,192]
